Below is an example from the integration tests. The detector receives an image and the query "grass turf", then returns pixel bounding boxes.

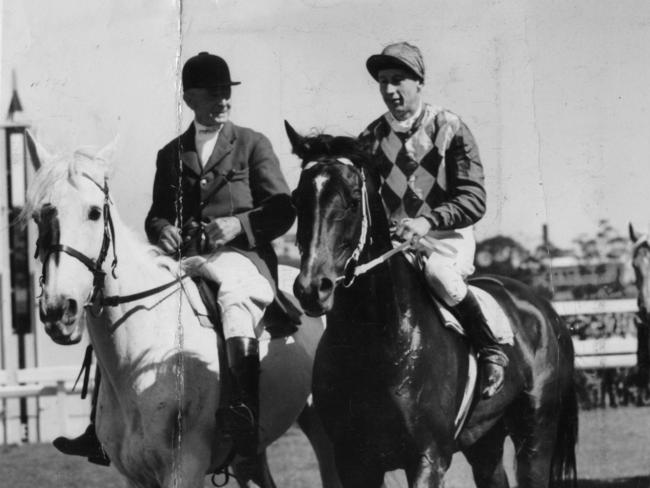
[1,408,648,487]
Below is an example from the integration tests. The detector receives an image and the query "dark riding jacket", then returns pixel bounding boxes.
[145,121,295,286]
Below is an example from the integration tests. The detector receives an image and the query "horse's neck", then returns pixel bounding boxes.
[334,175,442,346]
[87,218,196,375]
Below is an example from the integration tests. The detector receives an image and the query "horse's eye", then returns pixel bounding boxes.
[88,206,102,221]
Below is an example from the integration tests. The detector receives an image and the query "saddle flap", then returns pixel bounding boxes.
[435,286,514,345]
[193,278,300,339]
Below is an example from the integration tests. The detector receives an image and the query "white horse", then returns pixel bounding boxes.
[25,135,340,488]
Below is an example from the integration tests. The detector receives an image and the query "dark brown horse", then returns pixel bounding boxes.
[629,224,650,397]
[285,122,578,488]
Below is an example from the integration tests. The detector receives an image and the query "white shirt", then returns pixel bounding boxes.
[194,121,222,167]
[384,102,424,133]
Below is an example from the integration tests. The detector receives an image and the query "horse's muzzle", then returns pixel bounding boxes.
[40,296,82,344]
[293,273,334,316]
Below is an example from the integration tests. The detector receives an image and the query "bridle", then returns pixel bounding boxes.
[299,158,457,288]
[301,158,412,288]
[38,173,186,316]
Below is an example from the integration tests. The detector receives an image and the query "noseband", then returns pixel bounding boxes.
[299,158,456,288]
[302,158,416,288]
[38,173,117,315]
[38,173,186,316]
[301,158,370,287]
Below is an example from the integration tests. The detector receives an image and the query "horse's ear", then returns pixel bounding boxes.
[630,223,638,242]
[284,120,309,159]
[95,135,119,164]
[25,130,54,169]
[94,135,119,177]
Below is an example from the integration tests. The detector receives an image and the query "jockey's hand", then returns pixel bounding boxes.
[204,216,242,248]
[158,225,181,254]
[394,217,432,245]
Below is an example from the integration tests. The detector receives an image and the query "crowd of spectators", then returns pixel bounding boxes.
[566,312,639,340]
[565,312,650,409]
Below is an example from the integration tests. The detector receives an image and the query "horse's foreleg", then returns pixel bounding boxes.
[160,434,213,488]
[510,417,558,488]
[461,420,509,488]
[333,445,385,488]
[231,451,276,488]
[297,402,343,488]
[406,443,453,488]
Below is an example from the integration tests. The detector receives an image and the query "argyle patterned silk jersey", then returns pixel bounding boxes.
[360,104,486,230]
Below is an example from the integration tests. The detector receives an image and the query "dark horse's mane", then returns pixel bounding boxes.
[292,133,371,168]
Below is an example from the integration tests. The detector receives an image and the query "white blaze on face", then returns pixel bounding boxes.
[306,173,329,271]
[313,174,328,195]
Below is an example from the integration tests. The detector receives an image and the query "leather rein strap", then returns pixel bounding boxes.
[39,173,186,315]
[302,158,455,288]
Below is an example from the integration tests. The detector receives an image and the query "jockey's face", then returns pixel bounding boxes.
[377,68,423,121]
[184,87,232,127]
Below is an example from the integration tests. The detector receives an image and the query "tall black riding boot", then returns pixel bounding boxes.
[52,368,110,466]
[223,337,260,458]
[454,290,509,399]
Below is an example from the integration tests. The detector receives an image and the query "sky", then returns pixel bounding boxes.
[2,0,650,250]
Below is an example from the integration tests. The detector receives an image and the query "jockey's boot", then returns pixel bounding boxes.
[223,336,260,458]
[52,369,110,466]
[454,290,509,399]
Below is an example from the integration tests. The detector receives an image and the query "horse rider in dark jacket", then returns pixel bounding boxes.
[53,52,295,463]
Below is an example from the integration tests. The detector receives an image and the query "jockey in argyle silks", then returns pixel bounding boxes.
[359,42,508,398]
[53,52,295,463]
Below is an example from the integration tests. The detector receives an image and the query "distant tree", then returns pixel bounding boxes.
[475,235,534,282]
[573,219,629,261]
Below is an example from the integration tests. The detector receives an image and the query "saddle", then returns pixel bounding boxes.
[405,254,515,437]
[435,283,515,345]
[193,277,302,339]
[404,251,515,345]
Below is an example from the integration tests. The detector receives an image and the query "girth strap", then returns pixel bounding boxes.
[102,274,189,307]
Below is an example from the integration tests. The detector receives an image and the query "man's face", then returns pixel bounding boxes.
[377,68,423,121]
[183,87,232,127]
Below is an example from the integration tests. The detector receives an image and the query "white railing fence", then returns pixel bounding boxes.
[0,298,640,444]
[554,299,638,370]
[0,365,92,444]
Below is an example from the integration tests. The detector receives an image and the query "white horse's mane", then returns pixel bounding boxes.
[24,148,108,216]
[24,148,177,270]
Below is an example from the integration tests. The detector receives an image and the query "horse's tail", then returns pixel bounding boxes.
[549,372,579,488]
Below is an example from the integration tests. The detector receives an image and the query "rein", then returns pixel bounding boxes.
[302,158,456,287]
[39,173,187,316]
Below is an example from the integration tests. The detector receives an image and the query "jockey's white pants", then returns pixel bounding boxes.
[419,226,476,307]
[186,249,274,339]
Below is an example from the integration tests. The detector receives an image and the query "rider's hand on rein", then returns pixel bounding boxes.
[159,225,182,254]
[394,217,432,245]
[204,216,243,249]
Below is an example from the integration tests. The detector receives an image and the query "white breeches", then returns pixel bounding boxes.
[420,226,476,307]
[187,249,274,339]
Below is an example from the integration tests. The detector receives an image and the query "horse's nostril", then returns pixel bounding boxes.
[40,303,63,323]
[66,298,78,317]
[39,297,78,324]
[319,278,333,295]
